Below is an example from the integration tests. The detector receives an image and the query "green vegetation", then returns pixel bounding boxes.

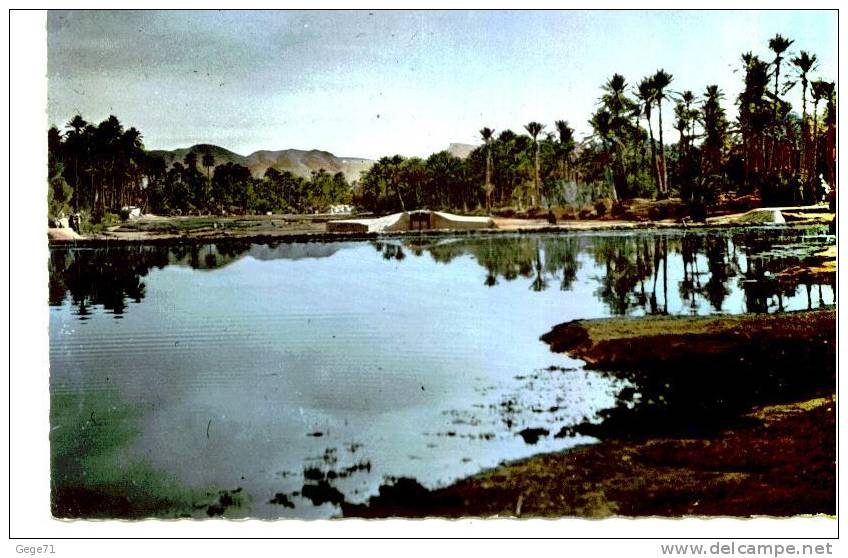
[48,33,836,223]
[48,117,353,221]
[353,32,835,215]
[50,391,249,519]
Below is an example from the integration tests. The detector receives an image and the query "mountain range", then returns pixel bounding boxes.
[148,142,480,183]
[147,144,374,183]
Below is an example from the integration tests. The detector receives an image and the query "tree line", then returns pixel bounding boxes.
[48,32,836,221]
[48,117,352,221]
[354,33,835,214]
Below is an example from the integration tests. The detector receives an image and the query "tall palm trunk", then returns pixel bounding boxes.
[604,140,618,202]
[645,110,660,192]
[533,141,540,207]
[773,61,781,122]
[768,62,782,173]
[72,155,79,210]
[484,148,493,210]
[657,101,667,193]
[799,79,809,189]
[689,113,696,147]
[811,99,820,191]
[206,166,212,210]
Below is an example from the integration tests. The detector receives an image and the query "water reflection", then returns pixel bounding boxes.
[48,228,835,518]
[49,241,343,317]
[52,228,830,319]
[49,246,168,317]
[406,229,833,315]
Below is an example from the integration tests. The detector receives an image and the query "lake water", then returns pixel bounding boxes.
[48,227,835,518]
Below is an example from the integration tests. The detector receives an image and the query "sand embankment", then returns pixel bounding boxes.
[48,227,84,241]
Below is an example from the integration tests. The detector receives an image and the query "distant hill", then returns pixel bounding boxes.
[446,142,477,159]
[148,142,478,180]
[147,144,374,183]
[244,149,373,184]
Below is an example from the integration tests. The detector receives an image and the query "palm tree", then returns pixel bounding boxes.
[554,120,575,181]
[601,74,632,116]
[524,121,545,206]
[183,150,198,170]
[589,109,618,201]
[669,90,698,163]
[202,152,215,182]
[738,53,771,184]
[652,69,673,194]
[810,80,834,192]
[701,85,727,177]
[767,34,794,173]
[479,127,495,210]
[674,101,689,157]
[202,151,216,211]
[768,34,795,120]
[681,90,697,145]
[599,74,638,198]
[637,77,660,192]
[143,154,167,211]
[65,114,88,209]
[47,126,62,169]
[67,114,86,135]
[792,51,818,126]
[821,82,837,192]
[494,129,519,205]
[94,115,124,210]
[119,127,144,207]
[792,51,818,190]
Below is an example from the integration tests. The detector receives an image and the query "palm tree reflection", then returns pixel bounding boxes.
[49,230,833,319]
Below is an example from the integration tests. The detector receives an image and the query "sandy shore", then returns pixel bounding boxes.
[47,227,84,241]
[47,205,833,246]
[343,309,836,518]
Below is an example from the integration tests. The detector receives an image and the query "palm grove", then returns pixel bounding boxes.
[48,34,836,222]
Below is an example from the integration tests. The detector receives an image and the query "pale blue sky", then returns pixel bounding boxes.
[47,10,837,159]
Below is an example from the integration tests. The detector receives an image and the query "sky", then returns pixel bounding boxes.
[47,10,837,159]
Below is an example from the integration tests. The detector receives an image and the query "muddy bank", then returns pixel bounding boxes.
[344,309,835,518]
[541,310,835,440]
[343,396,835,518]
[541,309,835,372]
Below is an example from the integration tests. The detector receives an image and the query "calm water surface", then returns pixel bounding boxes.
[48,227,835,518]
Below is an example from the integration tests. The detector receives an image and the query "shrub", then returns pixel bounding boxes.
[47,175,73,219]
[90,208,120,226]
[594,199,612,217]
